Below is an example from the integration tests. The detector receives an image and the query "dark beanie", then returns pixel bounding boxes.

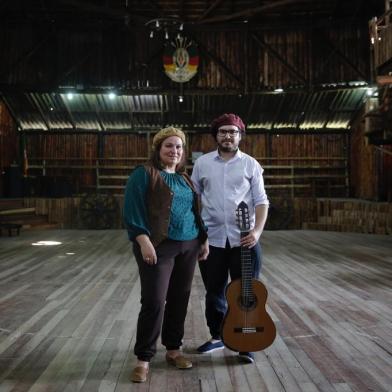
[211,113,245,137]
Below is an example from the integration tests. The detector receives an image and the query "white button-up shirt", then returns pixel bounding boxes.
[191,149,269,248]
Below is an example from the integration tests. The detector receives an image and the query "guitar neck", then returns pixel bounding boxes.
[240,231,253,299]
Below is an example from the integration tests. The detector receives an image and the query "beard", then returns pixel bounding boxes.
[218,140,239,153]
[219,146,238,153]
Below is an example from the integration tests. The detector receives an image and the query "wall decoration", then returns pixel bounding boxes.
[163,37,199,83]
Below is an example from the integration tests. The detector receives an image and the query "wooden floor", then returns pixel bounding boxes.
[0,230,391,392]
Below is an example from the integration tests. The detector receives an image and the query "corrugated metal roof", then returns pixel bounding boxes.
[2,87,370,133]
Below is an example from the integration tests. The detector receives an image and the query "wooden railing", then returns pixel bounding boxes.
[26,156,348,198]
[256,157,348,198]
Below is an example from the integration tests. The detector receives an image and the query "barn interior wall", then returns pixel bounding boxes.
[0,24,370,90]
[350,99,392,202]
[0,100,18,197]
[19,131,349,199]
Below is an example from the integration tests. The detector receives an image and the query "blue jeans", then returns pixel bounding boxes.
[198,239,262,340]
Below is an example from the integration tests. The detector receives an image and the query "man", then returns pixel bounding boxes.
[191,113,269,364]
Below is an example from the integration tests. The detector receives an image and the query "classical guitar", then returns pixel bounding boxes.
[221,201,276,352]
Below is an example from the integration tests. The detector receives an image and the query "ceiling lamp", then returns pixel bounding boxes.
[145,17,185,41]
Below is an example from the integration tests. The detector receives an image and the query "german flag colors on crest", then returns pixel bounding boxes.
[163,37,199,83]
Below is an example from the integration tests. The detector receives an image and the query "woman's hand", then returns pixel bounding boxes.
[136,234,157,265]
[198,239,209,261]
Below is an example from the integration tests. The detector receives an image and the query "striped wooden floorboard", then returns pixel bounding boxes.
[0,230,391,391]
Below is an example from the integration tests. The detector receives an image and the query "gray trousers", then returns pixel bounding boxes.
[133,238,199,361]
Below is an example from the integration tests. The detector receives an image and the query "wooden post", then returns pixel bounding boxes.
[385,0,391,25]
[368,17,378,82]
[290,162,294,198]
[96,159,99,190]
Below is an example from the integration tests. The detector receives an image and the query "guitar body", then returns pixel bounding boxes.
[221,278,276,352]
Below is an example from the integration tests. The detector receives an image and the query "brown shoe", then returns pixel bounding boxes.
[165,354,192,369]
[130,366,149,383]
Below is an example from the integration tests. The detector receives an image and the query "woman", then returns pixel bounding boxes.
[123,127,209,383]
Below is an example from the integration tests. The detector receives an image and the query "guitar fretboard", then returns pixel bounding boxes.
[240,231,255,307]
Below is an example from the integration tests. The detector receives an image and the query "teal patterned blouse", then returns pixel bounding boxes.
[123,166,199,242]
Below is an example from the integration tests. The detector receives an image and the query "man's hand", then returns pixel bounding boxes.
[240,229,261,248]
[240,204,268,248]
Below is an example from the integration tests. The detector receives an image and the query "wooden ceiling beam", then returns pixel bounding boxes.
[251,32,308,84]
[54,46,97,87]
[377,75,392,85]
[315,29,368,81]
[197,0,314,24]
[197,0,226,21]
[57,0,147,24]
[0,84,367,96]
[0,36,50,79]
[192,37,244,87]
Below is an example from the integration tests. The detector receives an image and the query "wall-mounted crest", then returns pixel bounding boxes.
[163,37,199,83]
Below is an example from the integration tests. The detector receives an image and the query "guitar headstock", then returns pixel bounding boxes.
[236,201,250,232]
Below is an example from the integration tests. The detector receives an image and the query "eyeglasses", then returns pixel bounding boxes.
[217,130,240,136]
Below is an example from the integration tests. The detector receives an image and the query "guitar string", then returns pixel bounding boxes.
[240,233,254,329]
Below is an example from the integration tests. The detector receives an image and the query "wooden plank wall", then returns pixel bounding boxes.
[372,18,392,72]
[303,198,392,234]
[26,133,98,190]
[22,131,349,198]
[0,101,18,196]
[350,108,380,200]
[381,145,392,201]
[0,24,370,89]
[24,132,348,166]
[21,196,391,235]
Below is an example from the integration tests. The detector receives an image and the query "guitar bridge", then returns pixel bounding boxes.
[233,327,264,333]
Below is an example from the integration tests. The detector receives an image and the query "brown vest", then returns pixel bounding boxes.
[144,165,207,247]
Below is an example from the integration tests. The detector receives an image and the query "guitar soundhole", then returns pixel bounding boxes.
[238,295,257,310]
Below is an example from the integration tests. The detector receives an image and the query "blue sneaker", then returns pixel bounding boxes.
[238,352,255,364]
[197,340,224,353]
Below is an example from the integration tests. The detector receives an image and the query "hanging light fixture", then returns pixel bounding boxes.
[145,17,185,41]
